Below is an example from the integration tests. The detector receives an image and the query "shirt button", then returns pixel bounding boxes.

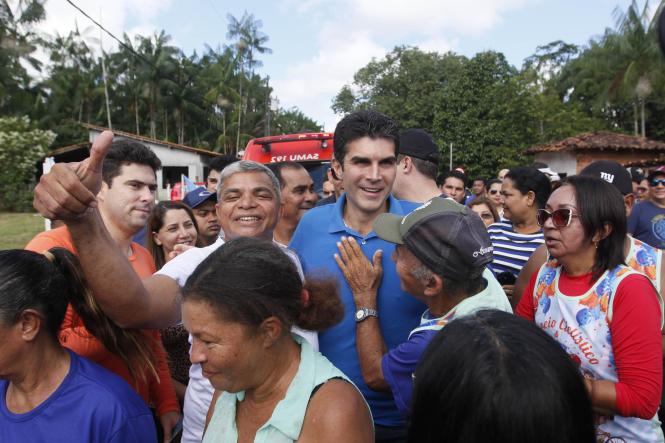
[361,239,366,245]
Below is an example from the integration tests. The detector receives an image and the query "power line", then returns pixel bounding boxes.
[62,0,276,151]
[62,0,228,130]
[63,0,152,69]
[207,0,227,24]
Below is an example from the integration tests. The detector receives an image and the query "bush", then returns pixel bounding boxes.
[0,117,56,212]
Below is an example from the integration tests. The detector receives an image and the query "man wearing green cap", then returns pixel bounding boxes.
[335,197,512,417]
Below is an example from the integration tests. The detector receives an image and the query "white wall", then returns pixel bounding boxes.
[534,152,576,177]
[89,130,209,200]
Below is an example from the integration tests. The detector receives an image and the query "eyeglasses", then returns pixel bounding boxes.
[489,189,500,195]
[651,179,665,187]
[536,208,578,228]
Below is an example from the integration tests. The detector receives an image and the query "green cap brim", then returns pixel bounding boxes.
[373,213,406,245]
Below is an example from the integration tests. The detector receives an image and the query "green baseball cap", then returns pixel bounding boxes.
[373,197,493,280]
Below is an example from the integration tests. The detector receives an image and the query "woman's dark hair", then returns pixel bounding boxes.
[333,110,399,163]
[563,175,626,280]
[183,237,344,332]
[0,248,157,385]
[486,178,502,188]
[505,167,551,209]
[468,197,500,223]
[408,310,595,443]
[147,200,200,269]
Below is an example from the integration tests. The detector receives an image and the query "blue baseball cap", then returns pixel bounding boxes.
[183,186,217,208]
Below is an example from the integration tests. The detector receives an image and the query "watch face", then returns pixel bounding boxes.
[355,309,364,320]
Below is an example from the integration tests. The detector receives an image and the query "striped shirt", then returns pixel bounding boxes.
[487,221,544,277]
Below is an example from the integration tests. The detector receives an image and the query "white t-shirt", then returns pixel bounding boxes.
[156,237,317,443]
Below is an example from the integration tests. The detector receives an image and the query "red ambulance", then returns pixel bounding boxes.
[241,132,334,192]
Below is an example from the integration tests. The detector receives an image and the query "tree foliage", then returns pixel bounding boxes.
[1,6,319,156]
[0,116,55,211]
[333,0,665,178]
[333,47,607,177]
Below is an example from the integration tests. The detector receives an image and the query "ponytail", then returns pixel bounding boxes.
[48,248,158,386]
[183,237,344,334]
[298,276,344,332]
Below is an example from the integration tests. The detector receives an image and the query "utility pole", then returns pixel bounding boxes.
[265,76,271,136]
[100,10,112,129]
[449,142,453,170]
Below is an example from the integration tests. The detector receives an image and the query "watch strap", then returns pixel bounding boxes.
[355,307,379,322]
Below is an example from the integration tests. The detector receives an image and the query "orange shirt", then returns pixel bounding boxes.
[26,226,179,416]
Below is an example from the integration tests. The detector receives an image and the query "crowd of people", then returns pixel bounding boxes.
[1,109,664,443]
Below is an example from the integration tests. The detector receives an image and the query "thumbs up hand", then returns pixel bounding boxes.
[33,131,114,220]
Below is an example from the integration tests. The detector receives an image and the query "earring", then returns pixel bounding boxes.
[593,240,599,249]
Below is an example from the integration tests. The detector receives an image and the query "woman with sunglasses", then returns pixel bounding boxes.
[487,167,551,298]
[628,168,665,249]
[517,176,663,442]
[486,179,504,217]
[468,197,500,227]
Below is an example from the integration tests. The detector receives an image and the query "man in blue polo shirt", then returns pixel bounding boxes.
[334,197,512,417]
[289,110,424,442]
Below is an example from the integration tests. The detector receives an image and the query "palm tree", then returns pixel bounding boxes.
[607,0,662,136]
[114,33,144,134]
[136,31,178,139]
[226,12,272,152]
[0,0,45,112]
[168,54,205,144]
[201,46,239,153]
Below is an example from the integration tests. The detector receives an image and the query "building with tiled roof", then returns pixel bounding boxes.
[525,132,665,177]
[45,124,221,201]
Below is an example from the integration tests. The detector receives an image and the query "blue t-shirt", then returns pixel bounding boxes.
[381,271,512,417]
[381,328,437,417]
[0,351,156,443]
[289,194,425,428]
[628,200,665,250]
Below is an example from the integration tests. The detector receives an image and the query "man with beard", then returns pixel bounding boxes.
[267,162,318,246]
[440,170,467,204]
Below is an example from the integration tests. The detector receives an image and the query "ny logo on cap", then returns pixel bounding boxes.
[600,172,615,183]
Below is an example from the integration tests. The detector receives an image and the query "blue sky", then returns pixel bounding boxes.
[37,0,637,131]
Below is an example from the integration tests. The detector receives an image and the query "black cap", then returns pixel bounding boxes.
[373,197,493,280]
[580,161,632,195]
[399,129,439,166]
[183,186,217,208]
[647,166,665,181]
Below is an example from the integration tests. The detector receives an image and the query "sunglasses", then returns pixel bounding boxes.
[489,189,500,195]
[651,179,665,187]
[536,208,578,228]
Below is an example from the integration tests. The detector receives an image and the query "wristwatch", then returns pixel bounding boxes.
[355,308,379,322]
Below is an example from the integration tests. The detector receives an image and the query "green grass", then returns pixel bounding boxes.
[0,212,46,250]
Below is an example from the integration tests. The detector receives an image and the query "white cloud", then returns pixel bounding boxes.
[272,28,386,130]
[416,36,457,54]
[36,0,171,52]
[351,0,528,37]
[272,0,531,131]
